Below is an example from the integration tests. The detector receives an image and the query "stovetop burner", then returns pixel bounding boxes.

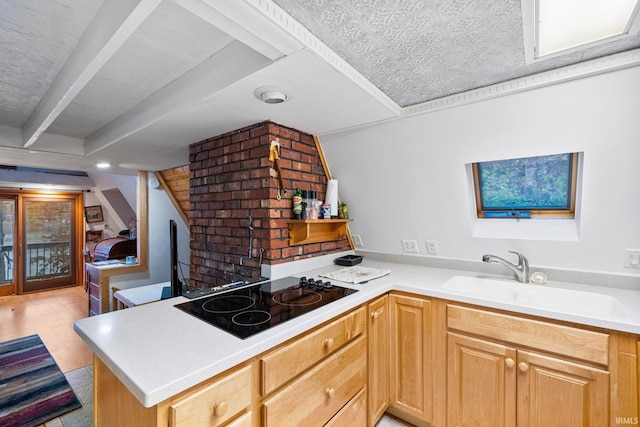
[174,276,357,339]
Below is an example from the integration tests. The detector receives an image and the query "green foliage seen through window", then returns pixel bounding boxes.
[474,153,577,217]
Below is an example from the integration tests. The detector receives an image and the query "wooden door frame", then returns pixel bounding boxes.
[0,189,84,295]
[0,195,17,296]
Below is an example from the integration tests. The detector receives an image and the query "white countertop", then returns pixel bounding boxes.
[74,258,640,408]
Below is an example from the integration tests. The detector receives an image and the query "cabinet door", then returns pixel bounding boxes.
[368,295,389,426]
[389,293,432,422]
[447,333,517,427]
[517,350,609,427]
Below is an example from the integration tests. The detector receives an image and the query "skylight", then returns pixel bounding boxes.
[522,0,640,62]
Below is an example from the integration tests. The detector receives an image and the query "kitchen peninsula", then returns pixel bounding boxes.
[75,253,640,426]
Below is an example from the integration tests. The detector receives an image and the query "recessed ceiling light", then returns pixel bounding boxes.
[96,162,111,169]
[254,86,289,104]
[261,91,287,104]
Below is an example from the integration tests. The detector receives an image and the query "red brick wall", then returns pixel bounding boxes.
[189,121,350,288]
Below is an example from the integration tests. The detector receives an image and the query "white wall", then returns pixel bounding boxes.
[321,65,640,276]
[84,173,136,239]
[88,174,191,291]
[144,181,190,287]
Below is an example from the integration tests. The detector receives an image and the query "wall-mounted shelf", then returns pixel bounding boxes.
[287,219,353,246]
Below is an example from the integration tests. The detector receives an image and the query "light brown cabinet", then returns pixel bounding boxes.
[259,306,367,426]
[168,364,252,427]
[90,291,638,427]
[260,306,365,395]
[325,387,367,427]
[516,350,608,426]
[261,336,366,426]
[447,333,516,427]
[94,357,252,427]
[93,306,366,427]
[368,295,389,426]
[389,293,433,424]
[446,304,610,427]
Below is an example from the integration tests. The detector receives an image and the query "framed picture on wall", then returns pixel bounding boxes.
[85,205,104,223]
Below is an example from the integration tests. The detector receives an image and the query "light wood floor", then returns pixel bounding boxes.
[0,285,92,373]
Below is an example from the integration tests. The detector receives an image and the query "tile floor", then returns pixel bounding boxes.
[0,285,412,427]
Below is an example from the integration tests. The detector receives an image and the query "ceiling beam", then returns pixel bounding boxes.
[21,0,163,148]
[173,0,302,60]
[83,40,271,156]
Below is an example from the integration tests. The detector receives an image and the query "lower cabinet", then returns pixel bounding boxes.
[259,306,367,426]
[93,306,366,427]
[447,333,516,427]
[94,357,253,427]
[91,293,638,427]
[517,350,609,426]
[388,293,433,424]
[167,364,252,427]
[368,295,389,426]
[326,387,368,427]
[446,304,611,427]
[261,336,366,426]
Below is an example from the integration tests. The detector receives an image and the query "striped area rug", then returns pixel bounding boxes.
[0,334,82,427]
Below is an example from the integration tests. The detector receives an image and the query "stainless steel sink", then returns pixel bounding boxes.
[442,276,629,318]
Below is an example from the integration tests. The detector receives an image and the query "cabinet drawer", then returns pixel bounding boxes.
[325,387,367,427]
[447,304,609,365]
[225,411,252,427]
[260,306,365,395]
[169,364,251,427]
[261,336,366,426]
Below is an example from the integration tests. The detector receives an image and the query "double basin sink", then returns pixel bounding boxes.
[442,275,629,318]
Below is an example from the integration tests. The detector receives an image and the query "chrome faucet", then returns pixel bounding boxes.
[482,251,530,283]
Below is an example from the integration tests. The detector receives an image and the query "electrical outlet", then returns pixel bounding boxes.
[352,234,363,247]
[401,239,419,253]
[426,240,439,255]
[623,249,640,268]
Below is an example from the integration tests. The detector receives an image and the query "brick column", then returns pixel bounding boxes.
[189,121,350,289]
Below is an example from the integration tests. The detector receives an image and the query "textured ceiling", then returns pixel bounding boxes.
[0,0,639,175]
[0,0,103,127]
[273,0,640,107]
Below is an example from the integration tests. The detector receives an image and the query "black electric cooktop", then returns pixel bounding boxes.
[174,276,358,339]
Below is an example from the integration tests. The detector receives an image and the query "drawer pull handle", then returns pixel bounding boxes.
[518,362,529,372]
[505,358,515,368]
[371,309,383,320]
[323,338,334,349]
[326,388,335,399]
[213,401,229,417]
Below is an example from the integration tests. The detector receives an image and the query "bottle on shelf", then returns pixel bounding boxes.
[292,188,302,219]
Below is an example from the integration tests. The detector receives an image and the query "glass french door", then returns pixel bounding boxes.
[0,198,16,296]
[21,196,79,293]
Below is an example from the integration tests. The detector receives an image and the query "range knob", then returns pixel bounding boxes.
[324,281,333,291]
[315,280,324,290]
[308,278,315,287]
[299,277,308,286]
